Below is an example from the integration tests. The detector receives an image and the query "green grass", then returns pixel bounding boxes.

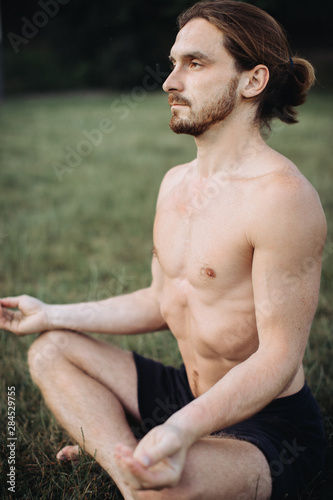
[0,90,332,499]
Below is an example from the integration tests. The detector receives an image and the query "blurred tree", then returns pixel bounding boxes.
[1,0,332,93]
[0,0,4,98]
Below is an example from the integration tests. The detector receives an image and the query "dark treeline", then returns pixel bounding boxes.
[1,0,333,94]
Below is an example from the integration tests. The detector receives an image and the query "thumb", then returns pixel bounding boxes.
[134,428,182,467]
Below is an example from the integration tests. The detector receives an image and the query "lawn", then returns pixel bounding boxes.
[0,90,332,499]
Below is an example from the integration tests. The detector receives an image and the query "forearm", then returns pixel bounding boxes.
[168,347,299,446]
[45,287,167,335]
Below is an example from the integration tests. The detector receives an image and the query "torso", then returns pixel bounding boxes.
[153,157,306,398]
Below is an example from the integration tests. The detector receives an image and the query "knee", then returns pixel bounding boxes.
[133,487,197,500]
[134,491,166,500]
[28,330,72,382]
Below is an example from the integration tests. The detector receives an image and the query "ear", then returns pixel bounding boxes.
[241,65,269,99]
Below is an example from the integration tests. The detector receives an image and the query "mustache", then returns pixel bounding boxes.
[168,94,191,107]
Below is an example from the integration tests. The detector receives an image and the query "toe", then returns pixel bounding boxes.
[56,445,80,462]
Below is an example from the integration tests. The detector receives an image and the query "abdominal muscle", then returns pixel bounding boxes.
[160,279,258,397]
[154,161,306,403]
[160,283,305,400]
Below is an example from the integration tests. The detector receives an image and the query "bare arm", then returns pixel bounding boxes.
[49,254,167,334]
[0,256,167,335]
[172,177,327,438]
[116,175,327,488]
[0,165,184,337]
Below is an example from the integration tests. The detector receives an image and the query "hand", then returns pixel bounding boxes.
[115,423,189,491]
[0,295,49,335]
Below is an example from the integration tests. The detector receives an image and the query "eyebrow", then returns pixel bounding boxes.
[169,51,214,64]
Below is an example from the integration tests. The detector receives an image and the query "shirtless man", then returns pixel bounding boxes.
[0,2,327,499]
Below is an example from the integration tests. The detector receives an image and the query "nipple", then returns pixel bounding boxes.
[201,266,216,278]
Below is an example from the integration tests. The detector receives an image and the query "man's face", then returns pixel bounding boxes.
[163,18,241,137]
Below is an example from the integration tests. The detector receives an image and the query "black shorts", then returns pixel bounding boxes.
[133,352,326,500]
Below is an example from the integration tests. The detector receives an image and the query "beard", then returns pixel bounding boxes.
[168,76,240,137]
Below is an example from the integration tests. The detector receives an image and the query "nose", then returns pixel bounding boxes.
[162,67,184,93]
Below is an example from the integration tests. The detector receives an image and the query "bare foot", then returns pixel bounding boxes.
[56,444,81,462]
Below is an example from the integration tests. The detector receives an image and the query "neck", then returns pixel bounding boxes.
[194,112,266,177]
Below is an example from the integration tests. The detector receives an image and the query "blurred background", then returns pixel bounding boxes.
[1,0,333,96]
[0,2,332,498]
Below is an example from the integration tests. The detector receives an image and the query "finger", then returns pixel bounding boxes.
[0,304,13,323]
[115,444,169,489]
[0,297,20,309]
[118,443,181,489]
[0,305,24,335]
[122,455,179,490]
[115,450,143,489]
[134,434,180,468]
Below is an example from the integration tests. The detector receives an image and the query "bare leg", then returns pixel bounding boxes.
[28,330,141,500]
[28,330,273,500]
[131,437,272,500]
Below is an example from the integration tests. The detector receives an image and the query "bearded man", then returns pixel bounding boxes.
[0,2,326,499]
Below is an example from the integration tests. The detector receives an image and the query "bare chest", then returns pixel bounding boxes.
[153,182,253,293]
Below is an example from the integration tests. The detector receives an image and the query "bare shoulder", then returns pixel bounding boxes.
[249,154,327,246]
[156,159,195,206]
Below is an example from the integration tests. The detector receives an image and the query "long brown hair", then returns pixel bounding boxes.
[177,1,316,130]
